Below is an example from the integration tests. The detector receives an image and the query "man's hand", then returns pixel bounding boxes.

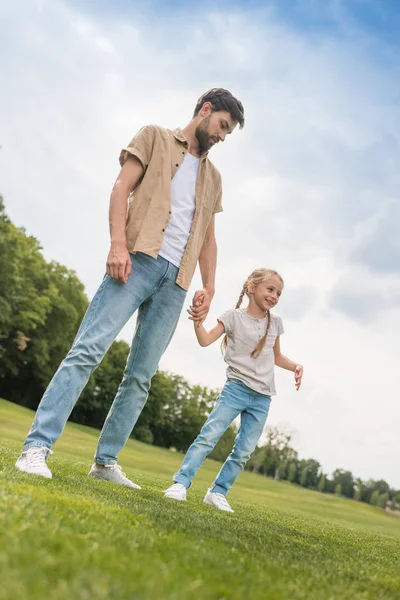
[188,288,214,327]
[106,242,132,284]
[294,365,304,391]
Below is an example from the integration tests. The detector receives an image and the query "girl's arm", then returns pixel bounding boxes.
[273,337,303,390]
[191,320,225,347]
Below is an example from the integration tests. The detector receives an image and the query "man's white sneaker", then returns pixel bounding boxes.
[163,483,187,501]
[15,447,53,479]
[203,489,234,513]
[88,461,141,489]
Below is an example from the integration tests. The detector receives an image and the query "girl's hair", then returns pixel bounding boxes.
[221,268,284,359]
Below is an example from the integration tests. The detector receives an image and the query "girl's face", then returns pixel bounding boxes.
[249,275,283,312]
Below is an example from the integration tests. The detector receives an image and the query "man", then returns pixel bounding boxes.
[16,88,245,488]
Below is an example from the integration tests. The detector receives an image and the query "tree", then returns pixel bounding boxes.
[378,492,389,509]
[247,445,267,473]
[0,198,88,408]
[317,473,326,493]
[250,427,298,479]
[370,490,380,506]
[297,458,320,489]
[332,469,355,499]
[287,462,297,483]
[354,478,364,502]
[300,466,308,487]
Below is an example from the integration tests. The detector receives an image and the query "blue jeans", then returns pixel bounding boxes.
[24,252,186,464]
[174,378,271,496]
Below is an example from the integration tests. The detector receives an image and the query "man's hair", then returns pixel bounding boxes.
[193,88,245,129]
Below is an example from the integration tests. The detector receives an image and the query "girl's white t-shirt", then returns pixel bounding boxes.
[159,152,200,268]
[218,308,284,396]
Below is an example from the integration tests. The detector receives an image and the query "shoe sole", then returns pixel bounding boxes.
[203,497,234,513]
[15,464,52,479]
[164,494,186,501]
[88,471,141,489]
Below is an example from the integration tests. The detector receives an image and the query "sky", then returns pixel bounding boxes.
[1,0,399,488]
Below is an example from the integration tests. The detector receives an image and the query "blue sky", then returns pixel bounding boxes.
[1,0,399,487]
[70,0,400,48]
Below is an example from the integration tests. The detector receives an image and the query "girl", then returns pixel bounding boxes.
[163,268,303,513]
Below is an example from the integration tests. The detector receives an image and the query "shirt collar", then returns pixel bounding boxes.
[172,128,209,160]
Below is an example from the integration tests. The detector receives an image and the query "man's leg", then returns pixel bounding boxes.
[211,395,271,496]
[94,259,186,465]
[21,253,163,454]
[171,379,247,490]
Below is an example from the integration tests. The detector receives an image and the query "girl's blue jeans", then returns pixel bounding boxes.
[174,378,271,496]
[23,252,186,464]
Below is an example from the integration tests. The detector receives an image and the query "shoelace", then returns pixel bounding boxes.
[214,493,231,509]
[169,483,184,492]
[105,464,128,478]
[24,447,52,467]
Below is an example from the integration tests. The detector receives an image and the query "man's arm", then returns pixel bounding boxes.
[106,156,144,283]
[190,215,217,326]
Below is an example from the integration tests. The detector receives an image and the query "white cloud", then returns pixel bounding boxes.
[0,0,399,487]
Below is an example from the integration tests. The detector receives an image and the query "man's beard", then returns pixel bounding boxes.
[195,115,212,154]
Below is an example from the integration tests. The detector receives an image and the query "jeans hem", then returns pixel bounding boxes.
[211,484,227,496]
[23,442,51,453]
[94,458,116,466]
[173,473,191,489]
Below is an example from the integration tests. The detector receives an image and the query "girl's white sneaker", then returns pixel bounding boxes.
[163,483,187,501]
[203,489,234,513]
[15,447,52,478]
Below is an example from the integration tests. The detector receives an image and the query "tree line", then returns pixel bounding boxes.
[245,427,399,511]
[0,197,398,510]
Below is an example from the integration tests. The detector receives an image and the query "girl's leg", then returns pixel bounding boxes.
[173,379,248,489]
[211,395,271,496]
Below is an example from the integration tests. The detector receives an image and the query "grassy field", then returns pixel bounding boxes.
[0,398,399,600]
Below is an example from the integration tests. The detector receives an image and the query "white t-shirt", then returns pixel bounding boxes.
[159,152,200,268]
[218,308,284,396]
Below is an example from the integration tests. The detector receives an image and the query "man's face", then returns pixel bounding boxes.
[195,109,237,154]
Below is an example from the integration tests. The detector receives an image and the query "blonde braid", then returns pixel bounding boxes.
[251,310,271,359]
[235,283,247,308]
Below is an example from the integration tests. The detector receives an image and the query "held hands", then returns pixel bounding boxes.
[294,365,304,391]
[106,242,132,284]
[187,288,214,327]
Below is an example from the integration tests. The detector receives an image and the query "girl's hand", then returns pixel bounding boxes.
[188,289,213,327]
[294,365,303,390]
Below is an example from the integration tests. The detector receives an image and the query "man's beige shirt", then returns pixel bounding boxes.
[119,125,223,291]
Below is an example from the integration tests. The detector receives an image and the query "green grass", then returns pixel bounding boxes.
[0,398,399,600]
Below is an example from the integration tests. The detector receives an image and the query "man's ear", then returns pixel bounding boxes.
[200,101,212,117]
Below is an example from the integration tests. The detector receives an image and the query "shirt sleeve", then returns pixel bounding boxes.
[213,180,223,214]
[217,309,234,335]
[119,125,156,170]
[277,316,284,336]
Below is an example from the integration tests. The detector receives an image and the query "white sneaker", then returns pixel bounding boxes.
[163,483,187,501]
[15,447,53,479]
[88,461,141,489]
[203,489,234,513]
